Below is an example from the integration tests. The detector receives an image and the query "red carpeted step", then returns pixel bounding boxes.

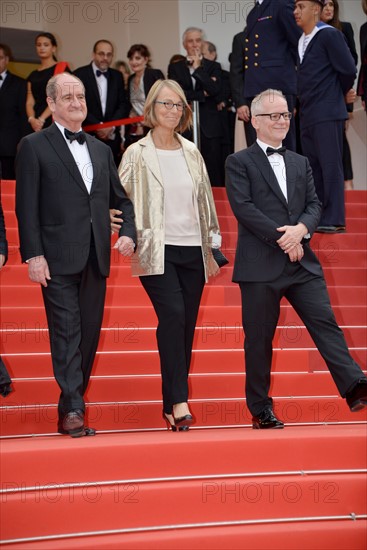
[5,521,364,550]
[1,397,366,436]
[5,372,349,406]
[1,324,366,354]
[2,348,366,379]
[1,425,365,488]
[1,303,365,327]
[1,426,366,543]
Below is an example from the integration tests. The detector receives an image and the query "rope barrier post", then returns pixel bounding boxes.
[192,100,201,151]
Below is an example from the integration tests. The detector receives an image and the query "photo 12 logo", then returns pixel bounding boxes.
[1,2,139,25]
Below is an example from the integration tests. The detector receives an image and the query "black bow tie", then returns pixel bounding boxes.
[64,128,86,144]
[96,70,108,78]
[266,146,286,157]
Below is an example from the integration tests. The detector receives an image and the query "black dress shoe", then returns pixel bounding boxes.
[60,409,85,438]
[58,426,96,437]
[346,380,367,412]
[252,408,284,429]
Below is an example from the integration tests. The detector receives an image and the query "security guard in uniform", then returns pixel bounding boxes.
[230,0,301,150]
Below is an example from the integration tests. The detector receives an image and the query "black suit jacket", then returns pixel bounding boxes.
[230,0,301,105]
[168,59,222,138]
[127,68,164,104]
[15,123,136,276]
[0,71,27,157]
[74,64,129,127]
[225,143,322,283]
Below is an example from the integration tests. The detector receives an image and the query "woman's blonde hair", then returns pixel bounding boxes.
[144,79,192,133]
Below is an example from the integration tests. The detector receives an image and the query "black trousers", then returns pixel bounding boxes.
[41,245,106,421]
[239,261,365,416]
[301,120,345,226]
[140,245,205,414]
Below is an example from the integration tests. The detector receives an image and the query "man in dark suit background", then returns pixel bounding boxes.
[168,27,224,186]
[0,44,27,179]
[74,40,129,166]
[294,0,356,233]
[16,73,136,437]
[225,88,367,429]
[230,0,301,151]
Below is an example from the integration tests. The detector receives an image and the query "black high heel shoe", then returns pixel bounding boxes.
[173,414,193,428]
[163,412,177,432]
[162,412,190,432]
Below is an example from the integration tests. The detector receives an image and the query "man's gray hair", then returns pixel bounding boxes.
[46,73,85,101]
[251,89,287,116]
[182,27,205,43]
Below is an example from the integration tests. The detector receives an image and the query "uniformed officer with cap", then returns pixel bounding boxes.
[230,0,301,150]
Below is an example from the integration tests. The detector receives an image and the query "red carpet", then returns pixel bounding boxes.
[0,181,366,548]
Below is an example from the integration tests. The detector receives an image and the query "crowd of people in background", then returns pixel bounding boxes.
[0,0,366,195]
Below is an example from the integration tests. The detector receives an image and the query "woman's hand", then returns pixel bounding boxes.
[208,253,220,277]
[110,209,123,234]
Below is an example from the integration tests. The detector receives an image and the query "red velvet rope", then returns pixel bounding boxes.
[83,116,144,132]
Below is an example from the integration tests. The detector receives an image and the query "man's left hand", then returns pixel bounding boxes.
[276,223,308,253]
[113,236,135,257]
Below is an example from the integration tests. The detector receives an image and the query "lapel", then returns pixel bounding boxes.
[140,132,164,187]
[138,132,201,194]
[85,133,101,194]
[249,143,288,208]
[43,124,89,195]
[105,68,114,119]
[245,0,270,37]
[87,64,104,119]
[0,72,13,95]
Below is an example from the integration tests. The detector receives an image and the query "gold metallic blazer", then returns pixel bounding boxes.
[118,131,221,281]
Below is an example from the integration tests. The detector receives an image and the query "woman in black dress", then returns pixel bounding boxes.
[26,32,70,132]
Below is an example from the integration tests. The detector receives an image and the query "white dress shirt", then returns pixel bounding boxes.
[92,61,107,116]
[257,138,287,201]
[55,121,93,193]
[0,70,7,89]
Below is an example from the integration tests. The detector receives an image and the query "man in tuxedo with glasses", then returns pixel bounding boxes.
[225,88,367,430]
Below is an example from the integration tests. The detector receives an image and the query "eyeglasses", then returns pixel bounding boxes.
[255,112,293,121]
[154,100,185,112]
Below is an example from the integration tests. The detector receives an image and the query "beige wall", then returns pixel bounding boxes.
[1,0,180,73]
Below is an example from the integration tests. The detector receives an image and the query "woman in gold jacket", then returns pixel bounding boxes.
[117,79,222,431]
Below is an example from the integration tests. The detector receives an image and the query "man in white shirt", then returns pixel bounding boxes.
[16,73,136,437]
[225,88,367,429]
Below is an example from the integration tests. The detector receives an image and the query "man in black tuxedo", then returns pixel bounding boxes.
[0,43,27,179]
[74,40,129,166]
[168,28,223,186]
[16,73,136,437]
[225,89,367,429]
[230,0,301,151]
